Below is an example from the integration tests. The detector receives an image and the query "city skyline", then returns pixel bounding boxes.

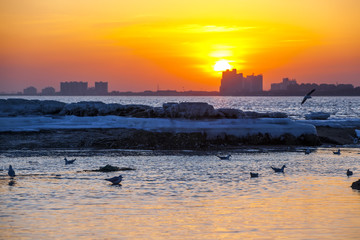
[1,1,359,93]
[12,74,360,96]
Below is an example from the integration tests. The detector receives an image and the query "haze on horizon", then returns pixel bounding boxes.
[1,0,359,93]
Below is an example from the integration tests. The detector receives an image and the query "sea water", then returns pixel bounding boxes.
[1,148,360,239]
[2,95,360,119]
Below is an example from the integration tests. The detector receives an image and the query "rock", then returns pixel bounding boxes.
[355,129,360,138]
[59,101,106,116]
[351,179,360,190]
[91,164,136,172]
[217,108,245,118]
[0,99,65,116]
[305,112,330,120]
[163,102,219,119]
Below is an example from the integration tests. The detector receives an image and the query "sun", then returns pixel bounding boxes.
[214,60,232,71]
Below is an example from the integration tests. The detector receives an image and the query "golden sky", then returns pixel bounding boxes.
[1,0,359,92]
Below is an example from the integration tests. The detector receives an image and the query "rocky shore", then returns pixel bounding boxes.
[1,126,355,150]
[0,99,358,150]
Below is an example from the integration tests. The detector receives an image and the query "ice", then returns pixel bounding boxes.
[0,115,316,139]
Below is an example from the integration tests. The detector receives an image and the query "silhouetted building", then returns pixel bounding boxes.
[269,78,359,96]
[41,87,56,95]
[271,78,297,91]
[23,86,37,95]
[94,81,108,95]
[220,69,263,95]
[60,81,88,95]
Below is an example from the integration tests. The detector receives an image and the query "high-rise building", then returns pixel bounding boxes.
[271,78,297,91]
[94,82,108,95]
[220,69,263,95]
[41,87,56,95]
[23,86,37,95]
[60,81,88,95]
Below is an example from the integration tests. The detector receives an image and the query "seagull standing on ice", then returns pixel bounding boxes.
[301,89,316,105]
[64,157,76,165]
[105,175,123,185]
[8,165,15,178]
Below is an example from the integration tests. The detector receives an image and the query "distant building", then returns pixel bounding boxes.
[220,69,263,95]
[60,81,88,95]
[41,87,56,95]
[94,81,108,95]
[23,86,37,95]
[271,78,297,91]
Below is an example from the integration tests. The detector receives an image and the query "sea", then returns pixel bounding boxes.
[1,96,360,239]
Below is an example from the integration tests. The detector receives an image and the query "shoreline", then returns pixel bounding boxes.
[0,126,358,151]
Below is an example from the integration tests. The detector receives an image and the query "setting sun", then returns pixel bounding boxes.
[214,60,232,71]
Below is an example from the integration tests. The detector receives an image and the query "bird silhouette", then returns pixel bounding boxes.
[105,175,123,185]
[305,148,311,155]
[8,165,15,178]
[301,89,315,105]
[347,169,353,176]
[64,157,76,165]
[250,172,259,178]
[333,149,341,155]
[271,165,286,173]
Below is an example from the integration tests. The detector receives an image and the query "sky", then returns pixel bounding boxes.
[1,0,359,93]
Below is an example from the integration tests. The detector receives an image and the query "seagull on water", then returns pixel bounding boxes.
[250,172,259,178]
[105,175,123,185]
[333,149,341,155]
[271,165,286,173]
[301,89,316,105]
[216,154,231,160]
[64,157,76,165]
[8,165,15,178]
[347,169,353,176]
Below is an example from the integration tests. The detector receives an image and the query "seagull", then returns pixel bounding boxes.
[216,154,231,160]
[250,172,259,178]
[301,89,316,105]
[271,165,286,173]
[105,175,123,185]
[347,169,353,176]
[333,149,341,155]
[64,157,76,165]
[8,165,15,178]
[305,148,311,155]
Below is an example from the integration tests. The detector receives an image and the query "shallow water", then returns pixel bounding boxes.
[1,148,360,239]
[2,95,360,119]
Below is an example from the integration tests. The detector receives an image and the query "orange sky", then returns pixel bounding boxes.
[1,0,359,92]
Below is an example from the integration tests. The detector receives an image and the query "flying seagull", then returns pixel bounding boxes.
[64,157,76,165]
[105,175,123,185]
[301,89,316,105]
[216,154,231,160]
[8,165,15,178]
[347,169,353,177]
[271,165,286,173]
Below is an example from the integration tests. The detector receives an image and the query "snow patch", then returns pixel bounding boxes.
[0,116,316,139]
